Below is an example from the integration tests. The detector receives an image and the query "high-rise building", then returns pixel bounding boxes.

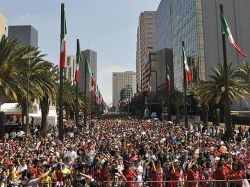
[79,49,97,95]
[112,71,136,110]
[8,25,38,48]
[136,11,157,92]
[65,55,76,83]
[156,0,250,110]
[0,12,7,39]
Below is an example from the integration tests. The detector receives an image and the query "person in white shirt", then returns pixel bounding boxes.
[17,159,27,173]
[10,131,16,139]
[64,146,78,161]
[16,130,25,138]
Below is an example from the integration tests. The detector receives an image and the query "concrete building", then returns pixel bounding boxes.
[156,0,250,110]
[0,12,7,39]
[136,11,157,92]
[120,85,133,103]
[65,55,76,84]
[79,49,97,95]
[8,25,38,48]
[112,71,136,110]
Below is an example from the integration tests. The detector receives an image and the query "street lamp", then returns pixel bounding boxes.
[21,50,36,133]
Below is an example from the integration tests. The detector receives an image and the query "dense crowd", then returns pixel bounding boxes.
[0,119,250,187]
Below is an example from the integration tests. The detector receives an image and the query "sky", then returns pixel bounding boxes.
[0,0,159,105]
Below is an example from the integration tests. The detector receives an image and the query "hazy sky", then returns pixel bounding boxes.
[0,0,159,105]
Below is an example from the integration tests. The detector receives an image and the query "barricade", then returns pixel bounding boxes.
[36,179,250,187]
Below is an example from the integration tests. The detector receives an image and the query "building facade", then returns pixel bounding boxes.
[136,11,157,92]
[112,71,136,110]
[79,49,97,95]
[0,12,7,39]
[120,85,133,103]
[156,48,174,91]
[156,0,250,110]
[65,55,76,84]
[8,25,38,48]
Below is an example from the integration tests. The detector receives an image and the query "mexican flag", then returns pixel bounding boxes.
[85,58,91,74]
[91,73,96,88]
[147,81,151,96]
[221,15,247,57]
[75,39,81,82]
[60,4,67,69]
[166,64,170,93]
[182,46,192,82]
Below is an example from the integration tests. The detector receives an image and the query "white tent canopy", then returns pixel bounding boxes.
[0,103,57,126]
[0,103,21,115]
[29,109,57,126]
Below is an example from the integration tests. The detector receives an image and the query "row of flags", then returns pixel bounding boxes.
[59,4,105,106]
[147,14,247,96]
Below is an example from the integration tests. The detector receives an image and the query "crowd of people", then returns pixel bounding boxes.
[0,118,250,187]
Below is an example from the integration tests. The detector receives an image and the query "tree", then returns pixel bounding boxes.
[0,36,35,104]
[60,80,92,120]
[236,62,250,92]
[190,63,250,127]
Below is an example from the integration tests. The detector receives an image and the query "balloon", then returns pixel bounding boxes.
[219,146,227,153]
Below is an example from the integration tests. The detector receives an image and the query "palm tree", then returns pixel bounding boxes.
[16,48,58,134]
[61,80,91,120]
[236,62,250,92]
[38,64,58,135]
[0,36,35,104]
[190,63,250,128]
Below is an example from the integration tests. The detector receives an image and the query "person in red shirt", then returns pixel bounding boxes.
[123,164,137,187]
[151,160,163,187]
[99,161,111,186]
[213,161,227,187]
[169,160,181,187]
[228,163,245,187]
[186,161,200,187]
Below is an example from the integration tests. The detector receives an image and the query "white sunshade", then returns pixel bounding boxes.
[0,103,21,115]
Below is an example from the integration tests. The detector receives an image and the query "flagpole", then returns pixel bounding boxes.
[59,3,65,141]
[75,39,79,132]
[84,58,87,127]
[220,4,232,138]
[182,41,188,129]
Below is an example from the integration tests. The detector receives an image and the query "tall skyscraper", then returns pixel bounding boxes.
[65,55,76,83]
[8,25,38,48]
[112,71,136,110]
[136,11,157,92]
[79,49,97,95]
[156,0,250,110]
[0,12,7,39]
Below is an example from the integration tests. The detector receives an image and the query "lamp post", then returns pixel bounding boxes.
[21,50,36,133]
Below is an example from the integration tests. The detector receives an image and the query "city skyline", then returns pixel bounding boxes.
[0,0,159,105]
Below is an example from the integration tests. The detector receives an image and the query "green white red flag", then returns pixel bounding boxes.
[221,15,247,57]
[182,46,192,82]
[75,39,82,82]
[166,64,170,93]
[60,4,67,69]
